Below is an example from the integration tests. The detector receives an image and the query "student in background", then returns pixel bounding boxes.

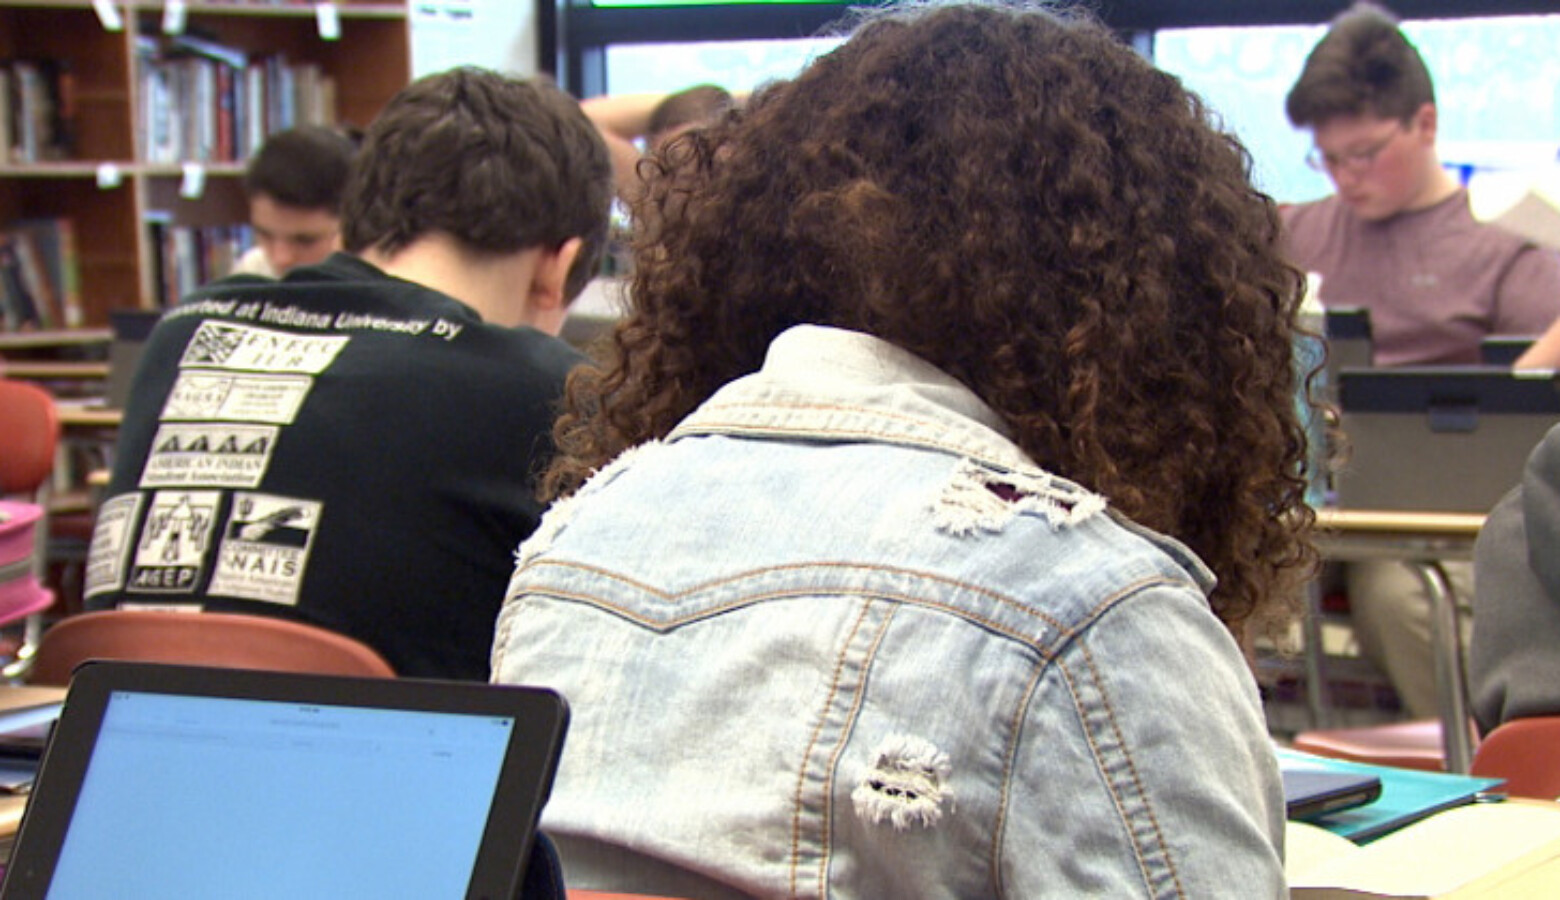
[1471,423,1560,735]
[232,125,359,278]
[494,5,1313,895]
[1281,2,1560,721]
[581,85,734,200]
[85,68,613,680]
[1282,2,1560,367]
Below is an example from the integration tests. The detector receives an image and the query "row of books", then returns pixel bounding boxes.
[138,34,337,165]
[0,60,75,165]
[147,218,254,309]
[0,219,81,333]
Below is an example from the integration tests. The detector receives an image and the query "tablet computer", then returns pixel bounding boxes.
[1283,769,1383,821]
[0,661,568,900]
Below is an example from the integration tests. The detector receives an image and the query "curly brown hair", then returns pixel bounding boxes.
[548,3,1317,641]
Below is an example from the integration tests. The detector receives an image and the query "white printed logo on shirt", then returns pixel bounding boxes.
[161,371,314,424]
[83,493,143,598]
[208,493,321,607]
[180,321,348,374]
[127,491,221,594]
[139,423,279,489]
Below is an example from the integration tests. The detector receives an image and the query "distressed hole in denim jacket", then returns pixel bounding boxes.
[932,458,1105,536]
[851,735,954,830]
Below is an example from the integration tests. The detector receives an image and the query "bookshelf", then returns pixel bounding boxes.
[0,0,409,329]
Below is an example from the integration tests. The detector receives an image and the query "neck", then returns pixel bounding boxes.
[358,234,545,329]
[1404,163,1461,214]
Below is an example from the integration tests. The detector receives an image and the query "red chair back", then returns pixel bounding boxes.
[27,610,397,686]
[0,379,60,495]
[1471,716,1560,799]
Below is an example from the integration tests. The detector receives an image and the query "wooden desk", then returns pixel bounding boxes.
[0,330,111,352]
[0,361,110,381]
[55,406,122,430]
[570,894,689,900]
[0,686,69,840]
[1311,509,1485,774]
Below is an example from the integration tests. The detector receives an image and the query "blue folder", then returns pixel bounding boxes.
[1277,747,1504,844]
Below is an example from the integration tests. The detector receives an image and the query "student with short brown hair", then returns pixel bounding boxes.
[87,68,613,680]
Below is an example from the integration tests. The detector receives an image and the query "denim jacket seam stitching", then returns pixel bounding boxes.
[989,658,1049,900]
[789,597,879,898]
[815,603,896,894]
[1068,643,1187,899]
[516,566,1196,661]
[521,584,1060,651]
[687,398,948,428]
[1057,656,1160,896]
[518,559,1075,633]
[675,419,1013,465]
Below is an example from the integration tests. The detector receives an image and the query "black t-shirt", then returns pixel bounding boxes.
[84,254,585,679]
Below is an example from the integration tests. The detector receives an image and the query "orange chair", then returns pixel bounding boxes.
[0,378,62,668]
[1469,716,1560,799]
[26,609,396,686]
[1290,717,1454,772]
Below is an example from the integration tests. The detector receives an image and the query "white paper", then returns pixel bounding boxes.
[315,2,342,40]
[91,0,123,31]
[95,162,123,189]
[179,162,206,199]
[162,0,187,35]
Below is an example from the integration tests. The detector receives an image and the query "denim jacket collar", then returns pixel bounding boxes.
[669,324,1213,591]
[671,324,1032,471]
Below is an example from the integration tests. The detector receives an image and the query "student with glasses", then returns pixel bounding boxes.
[1282,2,1560,370]
[1281,3,1560,726]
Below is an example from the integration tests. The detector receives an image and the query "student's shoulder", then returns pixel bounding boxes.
[1280,195,1346,232]
[477,324,588,374]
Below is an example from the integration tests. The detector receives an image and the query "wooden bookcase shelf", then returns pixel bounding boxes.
[0,0,409,327]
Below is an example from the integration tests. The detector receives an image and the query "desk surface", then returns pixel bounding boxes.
[55,404,122,429]
[569,894,688,900]
[0,361,110,380]
[0,329,111,351]
[1316,508,1486,538]
[1314,508,1485,564]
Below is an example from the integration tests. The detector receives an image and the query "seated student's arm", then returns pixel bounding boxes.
[580,93,666,200]
[1514,312,1560,369]
[1498,247,1560,367]
[1001,583,1286,897]
[1471,423,1560,734]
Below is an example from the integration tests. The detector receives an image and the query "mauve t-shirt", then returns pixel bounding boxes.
[1282,189,1560,366]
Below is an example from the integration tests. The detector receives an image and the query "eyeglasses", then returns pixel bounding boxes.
[1305,124,1404,175]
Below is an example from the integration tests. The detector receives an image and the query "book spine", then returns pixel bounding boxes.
[197,59,214,162]
[14,62,40,164]
[53,218,82,329]
[45,59,75,160]
[216,63,235,162]
[0,67,12,165]
[0,235,41,330]
[8,228,58,329]
[244,62,265,159]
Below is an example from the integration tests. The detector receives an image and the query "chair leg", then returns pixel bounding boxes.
[2,613,44,681]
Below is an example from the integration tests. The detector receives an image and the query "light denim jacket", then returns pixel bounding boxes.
[493,325,1285,899]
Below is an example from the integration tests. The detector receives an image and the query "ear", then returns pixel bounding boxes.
[528,237,584,314]
[1412,102,1438,145]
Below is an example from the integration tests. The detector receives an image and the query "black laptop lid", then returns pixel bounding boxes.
[0,662,568,900]
[105,310,161,410]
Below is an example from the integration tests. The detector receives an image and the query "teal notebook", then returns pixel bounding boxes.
[1276,747,1504,844]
